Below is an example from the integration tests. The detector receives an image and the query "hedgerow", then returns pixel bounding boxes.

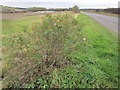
[3,13,83,88]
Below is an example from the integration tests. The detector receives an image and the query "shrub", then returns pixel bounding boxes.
[3,13,83,88]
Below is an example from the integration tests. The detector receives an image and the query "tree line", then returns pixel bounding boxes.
[1,5,80,13]
[82,8,120,14]
[1,6,26,13]
[104,8,120,14]
[27,5,80,13]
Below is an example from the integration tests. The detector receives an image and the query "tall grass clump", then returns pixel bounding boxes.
[3,13,83,88]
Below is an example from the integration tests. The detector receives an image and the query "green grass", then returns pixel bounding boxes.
[68,14,118,88]
[2,13,118,88]
[23,14,118,88]
[2,16,42,35]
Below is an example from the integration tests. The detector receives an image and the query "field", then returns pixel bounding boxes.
[2,12,44,20]
[2,15,42,34]
[2,13,118,88]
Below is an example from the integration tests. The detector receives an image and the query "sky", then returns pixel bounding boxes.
[0,0,120,9]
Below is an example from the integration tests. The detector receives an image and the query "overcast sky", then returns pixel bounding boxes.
[0,0,119,9]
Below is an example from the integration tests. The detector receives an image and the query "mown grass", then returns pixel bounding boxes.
[2,13,118,88]
[69,14,118,88]
[2,15,42,35]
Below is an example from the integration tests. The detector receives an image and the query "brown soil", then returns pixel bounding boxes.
[1,12,44,20]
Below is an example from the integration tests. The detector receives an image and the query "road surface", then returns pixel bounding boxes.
[82,12,119,34]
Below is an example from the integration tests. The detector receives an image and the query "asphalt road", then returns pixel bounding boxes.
[82,12,119,34]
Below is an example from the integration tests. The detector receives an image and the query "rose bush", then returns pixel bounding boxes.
[3,13,83,88]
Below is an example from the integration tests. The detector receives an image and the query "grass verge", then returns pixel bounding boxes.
[72,13,118,88]
[2,13,118,88]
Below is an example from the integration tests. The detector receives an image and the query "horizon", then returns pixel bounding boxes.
[1,5,118,10]
[0,0,119,9]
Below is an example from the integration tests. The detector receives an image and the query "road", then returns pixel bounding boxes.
[82,12,119,34]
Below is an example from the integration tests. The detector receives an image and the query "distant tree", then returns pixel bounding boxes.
[27,7,47,12]
[104,8,119,14]
[72,5,80,13]
[69,8,72,11]
[48,8,69,11]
